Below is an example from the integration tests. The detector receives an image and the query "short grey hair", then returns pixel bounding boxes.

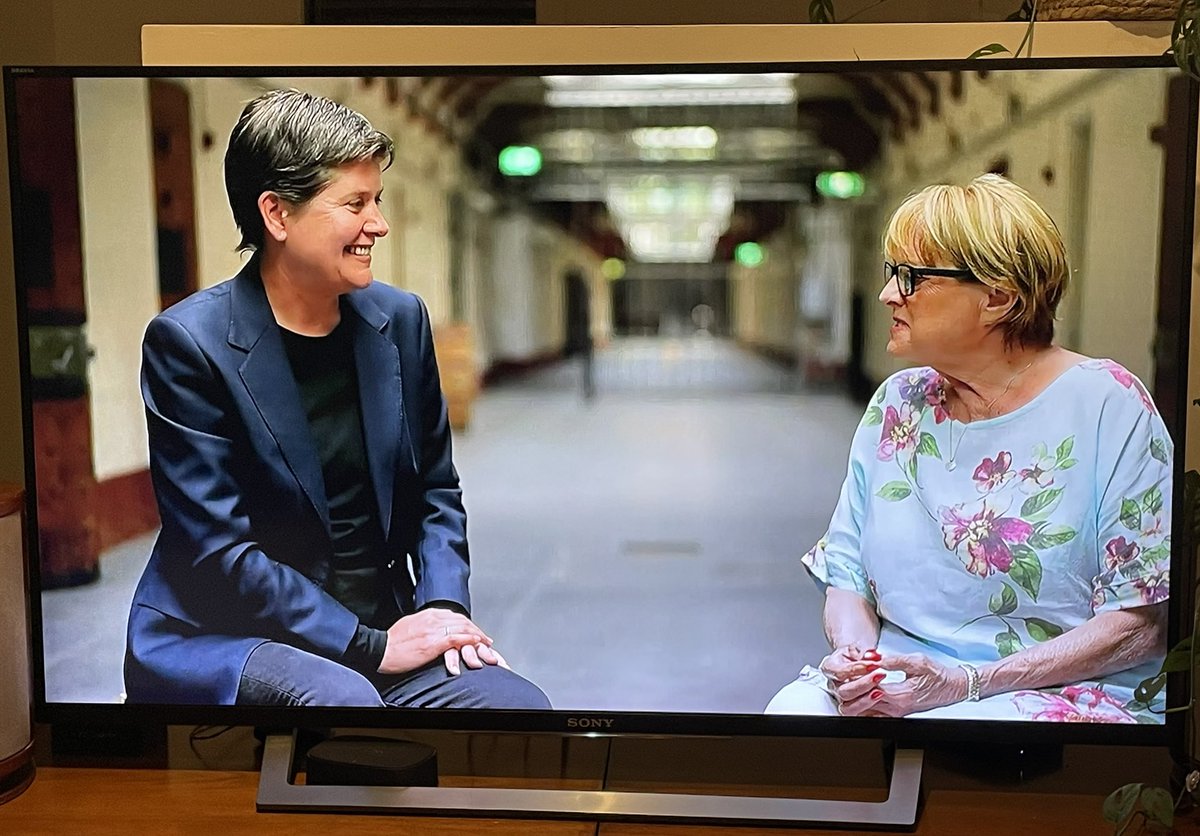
[224,88,394,251]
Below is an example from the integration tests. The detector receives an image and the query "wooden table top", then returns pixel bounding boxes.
[2,765,1192,835]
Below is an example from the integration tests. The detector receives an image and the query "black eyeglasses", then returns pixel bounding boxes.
[883,261,978,298]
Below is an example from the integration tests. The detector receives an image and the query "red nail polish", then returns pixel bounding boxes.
[872,672,885,683]
[870,689,883,700]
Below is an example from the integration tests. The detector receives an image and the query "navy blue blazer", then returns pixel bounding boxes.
[123,257,470,704]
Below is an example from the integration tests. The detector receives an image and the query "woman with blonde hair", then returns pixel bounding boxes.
[766,174,1171,722]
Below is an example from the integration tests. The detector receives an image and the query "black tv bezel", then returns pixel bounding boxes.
[5,57,1194,749]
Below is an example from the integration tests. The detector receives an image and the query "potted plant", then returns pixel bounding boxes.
[1102,469,1200,834]
[808,1,1200,76]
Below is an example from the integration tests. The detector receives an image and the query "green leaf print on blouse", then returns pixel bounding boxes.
[1092,478,1171,610]
[1007,544,1043,600]
[963,578,1065,657]
[875,481,912,501]
[945,434,1082,651]
[989,582,1018,616]
[873,371,948,512]
[1021,487,1064,520]
[1024,617,1064,642]
[995,627,1024,658]
[1150,437,1169,464]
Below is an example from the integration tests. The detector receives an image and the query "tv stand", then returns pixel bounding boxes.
[256,732,924,828]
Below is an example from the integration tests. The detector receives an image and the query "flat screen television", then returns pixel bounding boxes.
[5,24,1197,825]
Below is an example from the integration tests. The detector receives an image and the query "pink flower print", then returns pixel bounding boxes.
[1103,537,1141,571]
[801,537,828,577]
[1094,359,1156,414]
[877,402,919,462]
[1018,443,1057,494]
[1142,516,1164,539]
[1012,686,1137,723]
[940,501,1034,578]
[897,370,933,406]
[925,380,950,424]
[973,451,1014,494]
[1133,570,1169,605]
[1018,463,1055,493]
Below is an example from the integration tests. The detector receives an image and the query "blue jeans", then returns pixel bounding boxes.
[236,641,551,709]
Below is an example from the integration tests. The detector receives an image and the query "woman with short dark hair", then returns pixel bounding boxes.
[124,88,550,709]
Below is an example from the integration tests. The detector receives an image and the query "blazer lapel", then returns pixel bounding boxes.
[228,260,330,533]
[345,291,409,541]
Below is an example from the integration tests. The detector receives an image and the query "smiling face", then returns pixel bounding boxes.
[275,157,389,297]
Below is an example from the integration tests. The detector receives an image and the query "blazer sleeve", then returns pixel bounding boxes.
[141,314,360,658]
[409,297,471,612]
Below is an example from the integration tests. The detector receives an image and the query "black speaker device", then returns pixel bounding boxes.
[304,735,439,787]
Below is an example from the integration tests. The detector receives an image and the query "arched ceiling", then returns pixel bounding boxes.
[380,70,961,262]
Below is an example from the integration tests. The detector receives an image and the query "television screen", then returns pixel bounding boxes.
[5,58,1193,744]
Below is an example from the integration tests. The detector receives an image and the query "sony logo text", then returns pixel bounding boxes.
[566,717,614,729]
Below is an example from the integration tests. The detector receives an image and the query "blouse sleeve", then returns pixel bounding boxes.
[800,381,886,606]
[1091,372,1173,614]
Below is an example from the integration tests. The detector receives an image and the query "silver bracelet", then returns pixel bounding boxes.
[959,663,981,702]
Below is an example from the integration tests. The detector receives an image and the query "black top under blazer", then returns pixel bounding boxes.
[123,256,470,704]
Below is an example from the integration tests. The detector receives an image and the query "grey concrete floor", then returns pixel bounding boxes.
[40,336,862,712]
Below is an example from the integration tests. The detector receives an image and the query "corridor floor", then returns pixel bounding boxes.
[40,336,864,713]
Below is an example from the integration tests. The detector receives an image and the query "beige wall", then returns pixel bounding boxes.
[75,78,159,480]
[0,1,303,486]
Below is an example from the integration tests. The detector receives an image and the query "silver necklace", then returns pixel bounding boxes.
[944,356,1040,472]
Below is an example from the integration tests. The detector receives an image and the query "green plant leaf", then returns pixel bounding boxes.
[1162,637,1192,673]
[995,628,1023,657]
[1133,672,1167,705]
[1141,786,1175,828]
[1120,498,1143,531]
[1027,525,1076,550]
[906,453,919,484]
[917,431,942,459]
[1011,0,1038,58]
[1008,546,1042,601]
[1056,458,1077,469]
[1186,469,1200,540]
[1021,487,1063,520]
[876,481,912,502]
[808,0,835,23]
[1006,0,1036,22]
[1141,485,1164,516]
[1102,782,1143,824]
[864,405,884,426]
[1150,437,1169,464]
[967,43,1009,59]
[1055,436,1074,463]
[989,582,1018,616]
[1023,617,1064,642]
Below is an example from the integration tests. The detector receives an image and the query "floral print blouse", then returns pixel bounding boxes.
[800,359,1172,723]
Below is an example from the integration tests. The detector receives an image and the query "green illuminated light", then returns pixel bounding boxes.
[601,258,626,280]
[816,171,865,199]
[735,242,764,268]
[498,146,542,176]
